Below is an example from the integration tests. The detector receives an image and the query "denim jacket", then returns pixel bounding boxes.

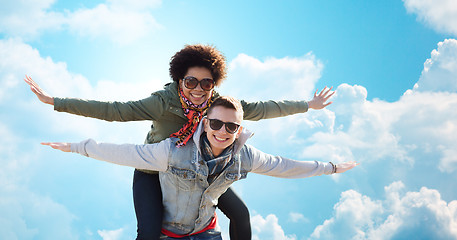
[71,119,335,235]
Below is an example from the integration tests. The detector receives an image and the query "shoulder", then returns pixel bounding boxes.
[151,82,179,105]
[238,144,256,166]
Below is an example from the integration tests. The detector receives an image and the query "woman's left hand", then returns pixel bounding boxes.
[308,86,335,109]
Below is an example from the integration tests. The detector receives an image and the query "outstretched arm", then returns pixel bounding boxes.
[241,86,335,121]
[24,75,166,122]
[24,75,54,105]
[246,145,358,178]
[41,139,171,171]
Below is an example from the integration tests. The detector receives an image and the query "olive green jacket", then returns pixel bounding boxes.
[54,81,308,161]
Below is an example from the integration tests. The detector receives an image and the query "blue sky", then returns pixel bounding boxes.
[1,0,457,239]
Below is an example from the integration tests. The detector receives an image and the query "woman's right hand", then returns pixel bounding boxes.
[24,75,54,105]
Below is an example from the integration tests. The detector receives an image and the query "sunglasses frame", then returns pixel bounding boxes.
[183,76,215,91]
[207,118,241,134]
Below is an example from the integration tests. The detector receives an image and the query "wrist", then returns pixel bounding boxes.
[307,100,314,109]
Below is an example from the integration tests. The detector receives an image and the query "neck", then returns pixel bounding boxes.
[211,147,223,157]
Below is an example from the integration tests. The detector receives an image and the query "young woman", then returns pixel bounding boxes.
[25,44,334,240]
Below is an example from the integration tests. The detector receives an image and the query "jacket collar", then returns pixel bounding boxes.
[193,117,254,155]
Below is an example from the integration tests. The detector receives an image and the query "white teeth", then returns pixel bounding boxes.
[215,136,226,141]
[191,93,204,98]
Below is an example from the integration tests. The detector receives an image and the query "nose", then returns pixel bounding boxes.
[216,124,229,134]
[194,82,204,91]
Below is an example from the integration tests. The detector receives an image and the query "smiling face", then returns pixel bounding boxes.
[204,105,243,157]
[179,66,214,105]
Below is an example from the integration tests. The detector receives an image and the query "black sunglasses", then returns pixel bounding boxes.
[208,119,241,134]
[183,76,215,91]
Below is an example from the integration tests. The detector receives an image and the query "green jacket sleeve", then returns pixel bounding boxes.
[241,100,309,121]
[53,94,166,122]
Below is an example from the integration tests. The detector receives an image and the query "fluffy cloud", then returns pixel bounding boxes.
[403,0,457,36]
[0,0,162,44]
[251,214,297,240]
[222,53,323,101]
[0,37,164,239]
[413,39,457,92]
[0,123,78,239]
[219,52,328,154]
[224,39,457,175]
[0,0,64,39]
[66,0,162,44]
[98,228,125,240]
[0,38,158,140]
[310,182,457,239]
[289,212,308,223]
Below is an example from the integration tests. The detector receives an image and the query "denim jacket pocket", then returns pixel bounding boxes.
[170,166,197,191]
[225,171,248,181]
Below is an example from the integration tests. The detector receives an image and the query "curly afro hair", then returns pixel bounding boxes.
[169,44,227,86]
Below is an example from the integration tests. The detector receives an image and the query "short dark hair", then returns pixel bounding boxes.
[169,44,227,86]
[207,96,244,116]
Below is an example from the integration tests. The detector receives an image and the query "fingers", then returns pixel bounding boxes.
[335,161,360,173]
[323,86,333,96]
[323,101,333,107]
[41,142,56,148]
[25,75,40,90]
[316,86,335,98]
[24,75,40,93]
[41,142,60,149]
[324,89,335,101]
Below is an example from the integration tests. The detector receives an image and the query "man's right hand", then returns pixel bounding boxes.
[24,75,54,105]
[41,142,71,152]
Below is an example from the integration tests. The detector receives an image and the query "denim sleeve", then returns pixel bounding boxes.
[71,138,170,171]
[245,145,333,178]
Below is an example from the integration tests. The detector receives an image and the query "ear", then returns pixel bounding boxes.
[235,126,243,139]
[202,118,209,132]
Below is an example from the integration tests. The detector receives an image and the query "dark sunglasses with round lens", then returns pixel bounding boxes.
[183,76,214,91]
[208,119,240,134]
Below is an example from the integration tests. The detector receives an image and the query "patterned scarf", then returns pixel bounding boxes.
[200,133,234,184]
[170,87,213,147]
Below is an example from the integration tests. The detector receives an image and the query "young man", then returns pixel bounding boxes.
[43,96,358,239]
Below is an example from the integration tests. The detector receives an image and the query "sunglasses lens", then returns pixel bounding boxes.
[209,119,224,131]
[225,123,239,134]
[184,77,198,89]
[208,119,239,134]
[200,79,214,91]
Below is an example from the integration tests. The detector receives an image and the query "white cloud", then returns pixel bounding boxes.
[0,37,157,239]
[310,182,457,240]
[0,0,162,44]
[403,0,457,36]
[225,40,457,175]
[288,212,309,223]
[413,39,457,92]
[0,38,158,140]
[251,214,297,240]
[0,0,64,39]
[98,228,125,240]
[66,2,162,45]
[221,53,323,101]
[0,123,78,240]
